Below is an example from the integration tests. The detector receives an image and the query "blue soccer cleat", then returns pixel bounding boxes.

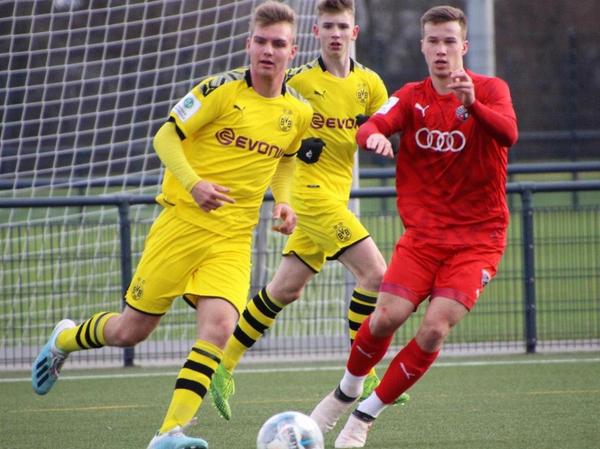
[32,319,75,395]
[147,419,208,449]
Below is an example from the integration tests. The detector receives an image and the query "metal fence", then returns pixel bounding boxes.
[1,181,600,370]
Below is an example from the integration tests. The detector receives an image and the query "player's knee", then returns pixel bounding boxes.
[416,322,450,349]
[355,260,386,291]
[202,316,237,347]
[370,307,402,336]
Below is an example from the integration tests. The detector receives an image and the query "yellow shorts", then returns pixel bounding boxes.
[125,208,252,316]
[283,194,370,272]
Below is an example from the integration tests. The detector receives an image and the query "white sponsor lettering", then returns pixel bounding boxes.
[415,127,466,152]
[172,94,201,122]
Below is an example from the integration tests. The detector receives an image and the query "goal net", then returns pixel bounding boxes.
[0,0,357,369]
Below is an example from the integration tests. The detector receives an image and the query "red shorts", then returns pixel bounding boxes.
[380,233,505,310]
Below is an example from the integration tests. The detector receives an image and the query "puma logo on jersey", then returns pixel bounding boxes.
[233,104,245,112]
[415,102,430,117]
[313,89,326,97]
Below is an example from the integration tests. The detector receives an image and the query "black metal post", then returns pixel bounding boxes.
[521,186,537,353]
[118,199,135,367]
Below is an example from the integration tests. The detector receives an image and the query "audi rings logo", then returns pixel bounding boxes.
[415,127,466,152]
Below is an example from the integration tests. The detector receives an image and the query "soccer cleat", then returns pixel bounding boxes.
[361,371,410,406]
[334,413,373,448]
[360,371,380,401]
[209,364,235,420]
[147,419,208,449]
[32,319,76,395]
[310,388,357,435]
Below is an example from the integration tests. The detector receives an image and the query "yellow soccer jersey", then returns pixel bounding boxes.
[158,68,312,236]
[286,57,387,201]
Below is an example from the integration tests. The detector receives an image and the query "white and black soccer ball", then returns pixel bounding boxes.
[256,411,324,449]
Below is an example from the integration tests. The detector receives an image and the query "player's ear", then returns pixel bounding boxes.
[289,43,298,61]
[462,39,469,56]
[312,23,319,38]
[352,24,359,40]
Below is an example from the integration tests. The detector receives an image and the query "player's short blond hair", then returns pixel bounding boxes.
[250,0,297,38]
[420,5,468,40]
[315,0,354,16]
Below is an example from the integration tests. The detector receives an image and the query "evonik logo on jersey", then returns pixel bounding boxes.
[311,113,358,130]
[415,127,466,153]
[215,128,285,158]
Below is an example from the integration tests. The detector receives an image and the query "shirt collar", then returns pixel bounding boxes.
[317,55,355,72]
[245,69,287,95]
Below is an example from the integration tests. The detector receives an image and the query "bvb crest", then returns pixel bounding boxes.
[131,277,145,301]
[334,223,352,242]
[279,111,293,132]
[356,85,368,104]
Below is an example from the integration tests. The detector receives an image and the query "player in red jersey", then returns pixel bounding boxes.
[310,5,518,447]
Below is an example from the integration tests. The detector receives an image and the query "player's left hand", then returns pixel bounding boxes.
[447,68,475,107]
[271,203,296,235]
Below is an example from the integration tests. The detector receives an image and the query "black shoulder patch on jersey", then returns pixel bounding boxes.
[352,59,375,75]
[286,58,319,82]
[199,68,246,97]
[285,84,308,103]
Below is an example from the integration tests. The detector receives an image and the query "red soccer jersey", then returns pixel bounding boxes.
[358,71,518,244]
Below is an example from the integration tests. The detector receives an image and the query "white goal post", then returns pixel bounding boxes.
[0,0,361,369]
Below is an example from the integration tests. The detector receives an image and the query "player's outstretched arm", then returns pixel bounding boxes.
[356,121,394,159]
[447,71,518,146]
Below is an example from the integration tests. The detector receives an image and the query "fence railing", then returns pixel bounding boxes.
[2,161,599,190]
[1,180,599,369]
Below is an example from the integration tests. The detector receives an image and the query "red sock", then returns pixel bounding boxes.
[374,338,439,404]
[347,316,394,376]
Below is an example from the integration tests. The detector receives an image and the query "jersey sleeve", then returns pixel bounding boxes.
[469,77,518,147]
[372,85,412,134]
[168,77,226,139]
[365,71,389,115]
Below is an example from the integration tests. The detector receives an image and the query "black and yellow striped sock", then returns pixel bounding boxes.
[222,287,284,373]
[347,288,378,346]
[160,340,222,433]
[55,312,118,353]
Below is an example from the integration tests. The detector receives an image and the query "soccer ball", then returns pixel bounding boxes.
[256,411,324,449]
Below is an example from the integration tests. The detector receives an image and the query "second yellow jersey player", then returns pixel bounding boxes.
[285,56,387,270]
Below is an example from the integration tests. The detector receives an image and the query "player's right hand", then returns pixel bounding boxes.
[190,180,235,212]
[296,137,325,164]
[365,133,394,159]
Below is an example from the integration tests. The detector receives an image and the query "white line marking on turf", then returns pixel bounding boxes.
[2,357,599,384]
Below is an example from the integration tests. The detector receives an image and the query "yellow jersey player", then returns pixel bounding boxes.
[31,2,311,448]
[210,0,409,422]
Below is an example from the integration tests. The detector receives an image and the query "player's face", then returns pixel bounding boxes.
[247,23,297,82]
[421,21,468,79]
[313,11,358,60]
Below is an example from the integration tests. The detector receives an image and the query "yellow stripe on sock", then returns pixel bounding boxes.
[160,340,222,433]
